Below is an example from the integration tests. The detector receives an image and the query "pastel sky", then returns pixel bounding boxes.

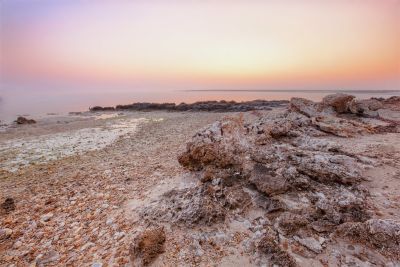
[1,0,399,92]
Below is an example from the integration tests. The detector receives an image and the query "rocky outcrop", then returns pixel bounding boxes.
[138,94,400,265]
[348,98,383,117]
[15,116,36,124]
[90,100,289,113]
[89,106,115,111]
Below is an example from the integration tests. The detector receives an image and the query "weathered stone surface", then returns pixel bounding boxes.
[312,115,374,137]
[135,94,400,265]
[140,185,226,226]
[322,93,354,113]
[249,163,290,196]
[130,227,166,266]
[289,97,323,117]
[348,98,383,117]
[293,236,324,253]
[336,219,400,258]
[382,96,400,111]
[276,212,309,235]
[257,228,299,266]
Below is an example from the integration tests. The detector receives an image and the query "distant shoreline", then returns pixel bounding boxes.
[182,89,400,94]
[89,99,289,112]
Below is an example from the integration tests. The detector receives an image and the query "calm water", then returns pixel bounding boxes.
[1,89,399,123]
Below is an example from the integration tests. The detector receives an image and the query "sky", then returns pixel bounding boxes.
[1,0,399,93]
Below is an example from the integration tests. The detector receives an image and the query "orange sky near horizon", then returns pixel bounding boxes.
[1,0,399,91]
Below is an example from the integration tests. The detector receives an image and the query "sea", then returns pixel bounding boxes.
[1,89,399,123]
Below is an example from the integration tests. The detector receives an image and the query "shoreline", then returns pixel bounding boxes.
[89,99,289,112]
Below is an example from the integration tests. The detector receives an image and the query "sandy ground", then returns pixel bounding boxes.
[1,110,400,266]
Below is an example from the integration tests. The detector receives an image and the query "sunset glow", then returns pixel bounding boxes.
[1,0,399,90]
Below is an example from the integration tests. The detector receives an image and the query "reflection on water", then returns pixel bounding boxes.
[1,89,399,123]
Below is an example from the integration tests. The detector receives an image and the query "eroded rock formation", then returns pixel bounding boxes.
[138,94,400,266]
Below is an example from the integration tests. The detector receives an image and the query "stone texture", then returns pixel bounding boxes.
[130,227,166,266]
[336,219,400,258]
[322,93,354,113]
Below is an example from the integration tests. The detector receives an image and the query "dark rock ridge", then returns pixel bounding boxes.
[14,116,36,124]
[90,99,289,112]
[138,94,400,265]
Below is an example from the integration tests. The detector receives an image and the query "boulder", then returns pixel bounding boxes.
[289,97,322,117]
[15,116,36,124]
[322,93,354,113]
[249,163,290,196]
[348,99,383,117]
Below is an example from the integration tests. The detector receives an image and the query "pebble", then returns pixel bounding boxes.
[106,218,114,225]
[114,231,125,240]
[293,236,323,254]
[38,250,60,265]
[81,242,95,251]
[243,220,252,229]
[41,212,54,222]
[0,228,13,240]
[13,240,22,249]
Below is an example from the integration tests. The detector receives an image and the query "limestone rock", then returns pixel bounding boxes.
[336,219,400,258]
[322,93,355,113]
[140,185,226,226]
[289,97,323,117]
[312,115,374,137]
[130,227,166,266]
[293,236,323,253]
[348,98,383,117]
[249,163,290,196]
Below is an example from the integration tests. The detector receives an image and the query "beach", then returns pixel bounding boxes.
[1,95,400,266]
[0,110,227,265]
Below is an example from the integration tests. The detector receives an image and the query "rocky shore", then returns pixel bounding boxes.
[90,99,289,112]
[137,94,400,266]
[1,94,400,266]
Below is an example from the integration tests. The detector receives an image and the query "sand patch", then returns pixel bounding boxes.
[0,118,150,172]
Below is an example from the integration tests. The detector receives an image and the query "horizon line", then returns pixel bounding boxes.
[182,89,400,94]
